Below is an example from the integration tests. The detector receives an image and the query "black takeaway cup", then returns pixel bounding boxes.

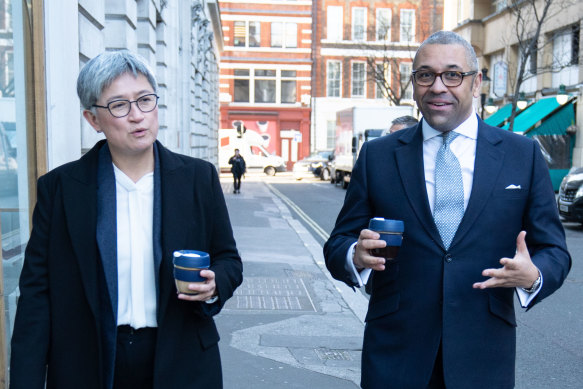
[368,218,404,260]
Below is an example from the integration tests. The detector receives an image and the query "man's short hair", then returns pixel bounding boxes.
[391,115,418,128]
[413,30,479,71]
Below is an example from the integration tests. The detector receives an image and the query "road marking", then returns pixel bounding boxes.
[266,183,330,242]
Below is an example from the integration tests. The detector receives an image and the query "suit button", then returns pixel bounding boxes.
[444,254,452,263]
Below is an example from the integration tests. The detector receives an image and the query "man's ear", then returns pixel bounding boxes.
[83,110,102,133]
[472,73,483,99]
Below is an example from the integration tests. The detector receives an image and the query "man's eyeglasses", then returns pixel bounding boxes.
[411,70,477,87]
[93,94,159,118]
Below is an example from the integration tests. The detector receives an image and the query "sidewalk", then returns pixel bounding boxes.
[216,176,368,388]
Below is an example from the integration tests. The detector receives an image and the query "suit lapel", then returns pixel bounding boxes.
[61,144,103,321]
[157,142,188,322]
[395,125,443,245]
[451,121,504,247]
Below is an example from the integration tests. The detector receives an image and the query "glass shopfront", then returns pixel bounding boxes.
[0,0,43,381]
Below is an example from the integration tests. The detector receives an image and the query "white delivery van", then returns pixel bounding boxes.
[219,129,286,176]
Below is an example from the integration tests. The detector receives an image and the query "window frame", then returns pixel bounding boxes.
[327,6,343,41]
[326,60,342,97]
[234,20,261,48]
[399,62,413,100]
[375,62,390,99]
[351,7,367,41]
[351,61,366,98]
[376,8,391,41]
[271,22,297,48]
[399,9,415,43]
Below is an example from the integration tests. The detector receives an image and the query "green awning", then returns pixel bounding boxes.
[525,102,575,137]
[484,103,514,127]
[502,97,561,133]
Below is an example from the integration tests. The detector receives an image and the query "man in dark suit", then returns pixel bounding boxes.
[324,31,571,389]
[10,51,242,389]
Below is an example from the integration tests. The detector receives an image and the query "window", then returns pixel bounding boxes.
[327,6,343,41]
[254,69,276,103]
[327,61,341,97]
[233,69,298,104]
[281,70,296,104]
[375,63,389,99]
[376,9,391,41]
[400,9,415,43]
[1,0,38,367]
[518,45,537,93]
[234,21,260,48]
[552,26,580,87]
[285,23,297,48]
[249,22,260,47]
[234,21,246,47]
[351,62,366,97]
[327,120,336,149]
[234,69,250,102]
[400,63,412,100]
[352,7,366,41]
[271,22,297,48]
[529,40,537,75]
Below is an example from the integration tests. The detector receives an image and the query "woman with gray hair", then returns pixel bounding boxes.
[10,50,243,389]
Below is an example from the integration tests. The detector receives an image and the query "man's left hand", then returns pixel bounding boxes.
[473,231,540,290]
[177,269,218,302]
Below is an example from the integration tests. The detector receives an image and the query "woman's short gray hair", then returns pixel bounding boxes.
[414,31,479,71]
[77,50,157,110]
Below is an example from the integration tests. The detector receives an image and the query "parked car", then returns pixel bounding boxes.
[293,150,334,180]
[557,166,583,224]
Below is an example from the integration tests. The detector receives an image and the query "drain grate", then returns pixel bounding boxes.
[225,277,316,311]
[315,348,352,361]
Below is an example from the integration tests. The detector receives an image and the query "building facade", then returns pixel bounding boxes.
[311,0,443,152]
[446,0,583,170]
[218,0,312,171]
[0,0,222,380]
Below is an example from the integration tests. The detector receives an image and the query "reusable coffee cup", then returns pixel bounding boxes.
[173,250,210,295]
[368,218,404,260]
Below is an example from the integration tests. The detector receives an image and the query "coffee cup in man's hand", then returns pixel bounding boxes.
[173,250,210,295]
[368,218,404,260]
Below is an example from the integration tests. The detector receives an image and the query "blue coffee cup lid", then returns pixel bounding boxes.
[368,218,404,233]
[173,250,210,268]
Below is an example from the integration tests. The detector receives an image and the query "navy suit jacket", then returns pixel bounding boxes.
[324,118,571,389]
[10,140,243,389]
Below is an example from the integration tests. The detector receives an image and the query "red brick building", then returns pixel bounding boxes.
[311,0,443,151]
[218,0,313,170]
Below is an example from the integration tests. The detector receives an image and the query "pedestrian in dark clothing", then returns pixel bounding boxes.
[229,149,246,194]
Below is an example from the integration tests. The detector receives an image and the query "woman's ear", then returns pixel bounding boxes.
[83,110,102,133]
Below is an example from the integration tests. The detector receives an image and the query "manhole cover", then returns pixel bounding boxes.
[225,277,316,311]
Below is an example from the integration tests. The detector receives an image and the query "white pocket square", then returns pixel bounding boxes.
[505,184,521,190]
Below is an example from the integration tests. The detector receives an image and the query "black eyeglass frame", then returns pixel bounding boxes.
[93,93,160,118]
[411,70,478,87]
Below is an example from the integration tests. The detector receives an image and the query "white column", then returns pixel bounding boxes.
[44,0,81,169]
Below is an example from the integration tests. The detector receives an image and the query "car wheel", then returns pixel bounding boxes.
[264,166,276,176]
[321,168,330,181]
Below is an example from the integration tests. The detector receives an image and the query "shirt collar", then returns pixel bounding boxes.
[422,113,478,141]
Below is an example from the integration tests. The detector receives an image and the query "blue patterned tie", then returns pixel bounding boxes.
[434,131,464,249]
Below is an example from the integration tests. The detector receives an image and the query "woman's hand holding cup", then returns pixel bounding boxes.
[173,250,218,302]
